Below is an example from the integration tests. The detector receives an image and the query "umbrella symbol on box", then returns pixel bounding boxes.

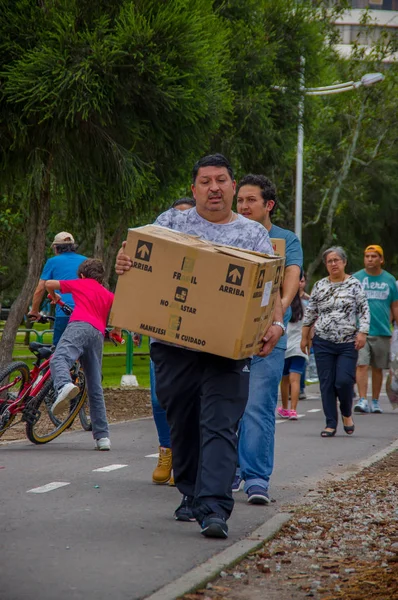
[169,315,182,332]
[257,270,265,289]
[135,240,153,262]
[226,264,245,286]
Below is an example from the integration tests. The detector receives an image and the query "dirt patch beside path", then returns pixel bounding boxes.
[181,450,398,600]
[104,388,152,423]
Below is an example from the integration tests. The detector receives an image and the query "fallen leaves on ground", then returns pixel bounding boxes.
[180,450,398,600]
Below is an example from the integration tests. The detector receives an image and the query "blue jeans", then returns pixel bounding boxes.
[52,316,70,346]
[150,360,171,448]
[238,348,285,492]
[50,322,109,440]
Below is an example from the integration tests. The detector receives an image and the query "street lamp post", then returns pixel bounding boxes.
[293,67,384,242]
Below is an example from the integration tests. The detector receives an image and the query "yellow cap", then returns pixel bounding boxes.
[364,245,383,259]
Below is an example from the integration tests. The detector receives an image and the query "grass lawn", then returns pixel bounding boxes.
[1,321,150,388]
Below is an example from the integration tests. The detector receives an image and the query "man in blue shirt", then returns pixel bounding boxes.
[235,174,303,504]
[29,232,86,344]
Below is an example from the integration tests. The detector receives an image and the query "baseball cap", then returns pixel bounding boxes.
[364,244,383,259]
[52,231,75,246]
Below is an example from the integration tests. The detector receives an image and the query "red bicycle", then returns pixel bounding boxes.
[0,304,87,444]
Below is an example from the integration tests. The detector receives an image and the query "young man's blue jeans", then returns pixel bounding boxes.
[149,360,171,448]
[238,348,285,493]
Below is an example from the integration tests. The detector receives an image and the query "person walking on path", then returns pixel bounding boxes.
[353,245,398,414]
[234,174,302,504]
[29,232,87,345]
[150,198,195,487]
[116,154,283,539]
[279,291,308,420]
[45,258,118,451]
[301,247,370,438]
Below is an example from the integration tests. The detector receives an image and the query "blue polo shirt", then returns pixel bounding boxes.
[41,252,87,316]
[269,224,303,351]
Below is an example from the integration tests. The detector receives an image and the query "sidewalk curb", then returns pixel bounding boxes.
[145,439,398,600]
[144,512,291,600]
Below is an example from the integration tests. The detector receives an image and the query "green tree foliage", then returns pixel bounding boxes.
[0,0,232,365]
[301,59,398,280]
[211,0,338,179]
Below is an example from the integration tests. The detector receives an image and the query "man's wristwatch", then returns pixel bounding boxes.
[272,321,286,336]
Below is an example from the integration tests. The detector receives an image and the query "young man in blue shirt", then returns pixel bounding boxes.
[235,174,303,504]
[29,232,87,344]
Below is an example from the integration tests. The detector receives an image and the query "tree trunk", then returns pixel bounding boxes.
[0,166,52,368]
[103,218,130,289]
[24,318,34,346]
[94,220,105,261]
[306,100,366,283]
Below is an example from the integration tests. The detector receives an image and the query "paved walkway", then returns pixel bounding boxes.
[1,388,397,600]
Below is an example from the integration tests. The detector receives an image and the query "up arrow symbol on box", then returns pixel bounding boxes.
[138,244,150,259]
[135,240,153,261]
[229,269,241,283]
[226,264,244,285]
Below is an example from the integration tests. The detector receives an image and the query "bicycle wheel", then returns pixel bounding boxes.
[0,362,30,438]
[25,373,86,445]
[79,395,92,431]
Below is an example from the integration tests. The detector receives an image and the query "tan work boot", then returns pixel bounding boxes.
[168,471,175,486]
[152,447,172,484]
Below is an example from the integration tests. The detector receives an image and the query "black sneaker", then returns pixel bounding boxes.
[200,513,228,539]
[174,495,196,522]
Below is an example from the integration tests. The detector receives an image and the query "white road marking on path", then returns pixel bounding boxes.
[307,409,322,413]
[27,482,70,494]
[275,419,288,424]
[145,453,160,458]
[92,464,128,472]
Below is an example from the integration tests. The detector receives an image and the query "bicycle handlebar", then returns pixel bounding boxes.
[28,297,73,323]
[104,329,125,346]
[36,314,55,324]
[56,299,73,316]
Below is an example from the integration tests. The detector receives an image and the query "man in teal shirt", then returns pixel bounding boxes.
[353,245,398,414]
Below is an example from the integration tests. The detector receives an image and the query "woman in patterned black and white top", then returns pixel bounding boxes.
[301,247,370,438]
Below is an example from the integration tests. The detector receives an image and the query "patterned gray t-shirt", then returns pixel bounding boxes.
[154,207,273,254]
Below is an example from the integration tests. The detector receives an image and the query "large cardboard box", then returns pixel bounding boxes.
[110,226,285,359]
[271,238,286,257]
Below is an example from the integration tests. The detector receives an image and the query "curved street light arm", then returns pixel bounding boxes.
[306,86,356,96]
[304,81,355,93]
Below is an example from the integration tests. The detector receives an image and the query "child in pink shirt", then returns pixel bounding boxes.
[45,258,119,451]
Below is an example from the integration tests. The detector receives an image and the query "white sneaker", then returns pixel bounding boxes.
[52,383,80,416]
[96,437,111,451]
[354,398,370,413]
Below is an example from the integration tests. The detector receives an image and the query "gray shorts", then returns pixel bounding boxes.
[357,335,391,370]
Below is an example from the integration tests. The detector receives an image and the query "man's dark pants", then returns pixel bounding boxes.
[150,342,250,521]
[312,335,358,429]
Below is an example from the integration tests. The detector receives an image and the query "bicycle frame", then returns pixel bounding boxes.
[1,357,52,417]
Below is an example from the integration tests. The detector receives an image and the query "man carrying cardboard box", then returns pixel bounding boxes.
[115,154,284,539]
[235,174,303,504]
